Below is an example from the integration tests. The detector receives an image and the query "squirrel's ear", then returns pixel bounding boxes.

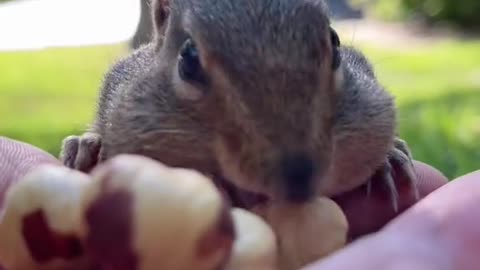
[152,0,170,35]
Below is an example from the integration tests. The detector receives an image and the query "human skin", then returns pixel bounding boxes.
[305,169,480,270]
[0,136,458,269]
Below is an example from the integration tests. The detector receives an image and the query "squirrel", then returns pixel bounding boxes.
[60,0,419,211]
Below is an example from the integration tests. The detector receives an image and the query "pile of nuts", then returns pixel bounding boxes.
[0,155,348,270]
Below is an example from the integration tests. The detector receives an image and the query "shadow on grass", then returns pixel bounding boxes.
[398,89,480,180]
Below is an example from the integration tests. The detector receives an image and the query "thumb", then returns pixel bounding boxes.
[304,170,480,270]
[0,137,60,206]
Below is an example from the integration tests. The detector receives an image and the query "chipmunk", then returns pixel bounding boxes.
[60,0,418,210]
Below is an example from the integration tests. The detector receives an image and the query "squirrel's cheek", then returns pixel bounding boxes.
[0,165,91,270]
[334,63,345,93]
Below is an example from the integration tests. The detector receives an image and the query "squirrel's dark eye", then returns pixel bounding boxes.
[330,26,340,47]
[330,27,341,70]
[178,38,206,84]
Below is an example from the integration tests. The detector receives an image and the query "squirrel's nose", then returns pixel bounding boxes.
[280,154,316,203]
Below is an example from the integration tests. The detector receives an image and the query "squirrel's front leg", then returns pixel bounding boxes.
[367,137,420,212]
[60,132,102,173]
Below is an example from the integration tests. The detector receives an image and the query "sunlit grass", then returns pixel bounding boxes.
[0,44,127,154]
[359,41,480,179]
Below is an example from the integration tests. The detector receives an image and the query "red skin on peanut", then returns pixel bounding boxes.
[84,169,138,270]
[197,201,236,270]
[22,210,83,263]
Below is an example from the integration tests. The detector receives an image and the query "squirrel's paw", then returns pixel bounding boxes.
[60,132,101,173]
[367,137,420,212]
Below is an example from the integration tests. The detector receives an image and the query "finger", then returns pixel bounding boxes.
[384,170,480,269]
[0,137,60,206]
[304,170,480,270]
[332,160,448,240]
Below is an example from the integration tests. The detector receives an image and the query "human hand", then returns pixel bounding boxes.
[0,136,458,270]
[0,137,61,206]
[305,168,479,270]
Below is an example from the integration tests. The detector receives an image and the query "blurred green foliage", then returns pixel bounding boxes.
[352,0,480,28]
[0,41,479,180]
[360,42,480,179]
[351,0,406,21]
[404,0,480,27]
[0,45,126,155]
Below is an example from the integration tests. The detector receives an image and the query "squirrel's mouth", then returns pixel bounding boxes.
[213,175,269,210]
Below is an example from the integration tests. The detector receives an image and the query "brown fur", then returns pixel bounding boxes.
[61,0,416,205]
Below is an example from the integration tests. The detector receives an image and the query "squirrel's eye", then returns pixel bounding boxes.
[178,38,206,84]
[330,27,340,47]
[330,27,341,70]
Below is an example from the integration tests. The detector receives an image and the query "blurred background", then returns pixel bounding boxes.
[0,0,478,180]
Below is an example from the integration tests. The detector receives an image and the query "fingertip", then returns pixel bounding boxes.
[382,169,480,269]
[0,137,60,207]
[412,160,448,197]
[332,160,448,240]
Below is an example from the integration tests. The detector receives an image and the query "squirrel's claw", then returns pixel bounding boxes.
[391,138,420,200]
[373,161,400,212]
[367,137,419,213]
[60,132,102,173]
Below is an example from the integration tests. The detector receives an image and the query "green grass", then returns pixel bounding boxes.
[0,44,127,154]
[359,41,480,179]
[0,41,479,179]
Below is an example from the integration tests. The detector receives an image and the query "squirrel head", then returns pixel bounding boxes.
[152,0,343,203]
